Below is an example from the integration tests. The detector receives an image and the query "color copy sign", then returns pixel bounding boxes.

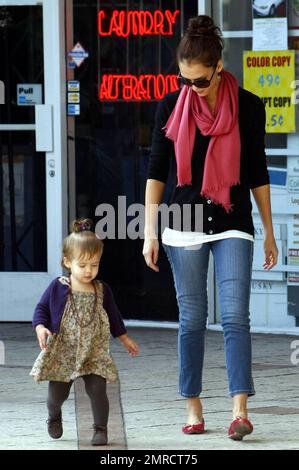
[243,51,295,133]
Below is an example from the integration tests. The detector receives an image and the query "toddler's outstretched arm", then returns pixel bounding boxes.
[118,334,139,356]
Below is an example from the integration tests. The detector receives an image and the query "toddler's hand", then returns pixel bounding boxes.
[35,325,52,350]
[119,334,139,356]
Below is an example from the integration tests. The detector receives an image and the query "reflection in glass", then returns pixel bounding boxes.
[0,132,47,271]
[212,0,253,30]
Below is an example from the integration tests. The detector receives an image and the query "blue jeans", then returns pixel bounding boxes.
[163,238,255,398]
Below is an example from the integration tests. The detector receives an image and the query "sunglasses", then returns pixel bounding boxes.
[177,66,217,89]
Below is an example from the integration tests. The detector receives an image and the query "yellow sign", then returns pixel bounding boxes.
[68,92,80,104]
[243,51,295,133]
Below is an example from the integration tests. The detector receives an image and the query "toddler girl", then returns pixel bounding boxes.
[30,219,139,446]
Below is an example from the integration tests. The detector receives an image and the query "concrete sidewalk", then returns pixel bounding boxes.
[0,323,299,450]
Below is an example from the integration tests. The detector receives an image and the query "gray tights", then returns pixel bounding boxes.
[47,374,109,427]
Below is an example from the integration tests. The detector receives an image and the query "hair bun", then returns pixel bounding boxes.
[71,218,93,233]
[178,15,223,67]
[187,15,219,37]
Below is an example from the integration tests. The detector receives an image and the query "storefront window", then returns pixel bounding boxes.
[70,0,198,320]
[215,2,295,167]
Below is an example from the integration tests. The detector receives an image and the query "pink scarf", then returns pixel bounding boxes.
[163,70,241,213]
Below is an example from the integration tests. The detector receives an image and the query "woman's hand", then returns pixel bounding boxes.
[263,235,279,271]
[143,237,160,272]
[118,334,139,356]
[35,324,52,350]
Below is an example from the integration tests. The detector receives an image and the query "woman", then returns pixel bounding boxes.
[143,15,278,441]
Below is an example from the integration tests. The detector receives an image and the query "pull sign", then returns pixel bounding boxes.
[17,84,42,106]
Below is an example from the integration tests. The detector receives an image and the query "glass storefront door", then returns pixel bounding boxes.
[0,0,67,321]
[0,5,46,273]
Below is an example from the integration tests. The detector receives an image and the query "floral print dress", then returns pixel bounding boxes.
[30,277,118,383]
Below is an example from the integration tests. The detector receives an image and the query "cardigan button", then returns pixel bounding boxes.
[208,217,213,222]
[207,200,212,204]
[208,230,214,234]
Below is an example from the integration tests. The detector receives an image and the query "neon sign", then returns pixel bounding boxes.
[99,74,179,101]
[98,9,180,37]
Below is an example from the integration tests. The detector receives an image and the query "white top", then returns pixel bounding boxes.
[162,227,254,248]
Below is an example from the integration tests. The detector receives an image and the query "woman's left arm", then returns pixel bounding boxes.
[251,184,279,271]
[247,95,279,271]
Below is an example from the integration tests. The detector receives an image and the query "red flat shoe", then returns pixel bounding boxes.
[228,416,253,441]
[182,420,205,434]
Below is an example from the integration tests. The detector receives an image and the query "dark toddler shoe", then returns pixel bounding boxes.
[91,424,108,446]
[47,414,63,439]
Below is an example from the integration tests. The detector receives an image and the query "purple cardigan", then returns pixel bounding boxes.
[32,277,127,338]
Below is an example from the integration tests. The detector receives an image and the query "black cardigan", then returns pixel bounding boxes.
[147,87,270,237]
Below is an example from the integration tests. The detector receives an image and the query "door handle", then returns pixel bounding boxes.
[35,104,53,152]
